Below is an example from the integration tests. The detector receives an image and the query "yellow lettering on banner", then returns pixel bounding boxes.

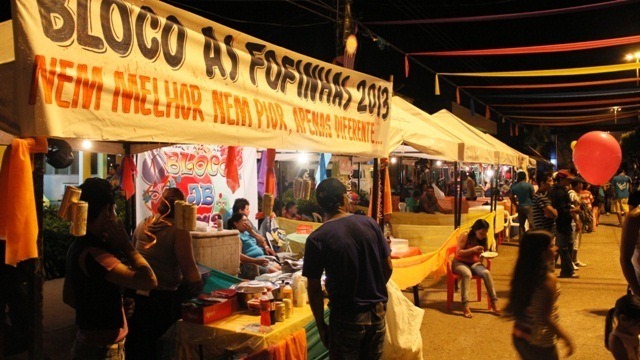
[112,72,204,121]
[254,99,286,131]
[334,115,374,143]
[211,90,252,127]
[28,55,103,110]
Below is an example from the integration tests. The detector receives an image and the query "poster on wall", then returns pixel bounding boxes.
[135,145,258,228]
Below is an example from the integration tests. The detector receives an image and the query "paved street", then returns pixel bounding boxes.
[415,213,627,360]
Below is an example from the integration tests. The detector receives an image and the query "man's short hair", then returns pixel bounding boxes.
[78,178,115,221]
[232,198,250,213]
[536,172,552,185]
[316,178,346,213]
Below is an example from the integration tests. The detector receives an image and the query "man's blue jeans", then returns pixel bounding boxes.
[328,302,386,360]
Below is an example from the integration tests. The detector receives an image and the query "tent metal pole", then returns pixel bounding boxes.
[371,158,380,225]
[454,162,460,229]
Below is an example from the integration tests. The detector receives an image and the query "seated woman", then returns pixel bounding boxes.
[227,212,280,278]
[452,219,500,318]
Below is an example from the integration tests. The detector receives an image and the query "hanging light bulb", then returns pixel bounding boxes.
[436,160,442,167]
[390,157,397,164]
[345,34,358,55]
[82,140,92,150]
[297,152,309,164]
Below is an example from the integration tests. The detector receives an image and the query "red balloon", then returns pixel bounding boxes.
[573,131,621,185]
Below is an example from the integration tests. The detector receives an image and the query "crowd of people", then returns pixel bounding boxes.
[60,162,640,360]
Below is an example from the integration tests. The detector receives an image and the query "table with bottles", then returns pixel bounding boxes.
[161,302,316,359]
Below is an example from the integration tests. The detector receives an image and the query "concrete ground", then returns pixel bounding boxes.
[414,213,627,360]
[7,213,628,359]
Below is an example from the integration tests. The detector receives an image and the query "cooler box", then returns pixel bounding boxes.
[191,230,241,276]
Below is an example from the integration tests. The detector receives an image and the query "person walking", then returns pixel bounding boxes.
[619,197,640,296]
[612,169,632,227]
[303,178,392,359]
[510,171,535,239]
[548,170,579,279]
[506,230,576,359]
[63,178,158,359]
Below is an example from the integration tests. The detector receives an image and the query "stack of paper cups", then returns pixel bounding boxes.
[174,200,185,229]
[70,201,88,236]
[59,186,81,221]
[293,178,302,199]
[302,179,311,200]
[183,204,197,231]
[263,193,274,217]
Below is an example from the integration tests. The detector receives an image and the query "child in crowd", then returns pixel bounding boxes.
[606,294,640,360]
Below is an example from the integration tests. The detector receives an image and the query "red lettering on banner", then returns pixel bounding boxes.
[211,90,252,127]
[254,99,286,130]
[334,115,374,143]
[291,107,332,138]
[112,72,203,121]
[29,55,103,110]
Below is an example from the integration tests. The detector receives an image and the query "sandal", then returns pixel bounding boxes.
[491,303,502,316]
[463,307,473,318]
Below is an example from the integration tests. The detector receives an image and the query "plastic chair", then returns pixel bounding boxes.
[445,246,492,311]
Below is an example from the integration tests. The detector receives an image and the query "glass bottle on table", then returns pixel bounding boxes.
[260,291,270,327]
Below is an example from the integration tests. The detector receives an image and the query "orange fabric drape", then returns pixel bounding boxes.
[120,155,137,200]
[245,328,307,360]
[0,137,48,266]
[265,148,276,195]
[226,146,240,194]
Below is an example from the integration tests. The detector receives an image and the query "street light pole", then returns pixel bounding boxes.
[626,51,640,86]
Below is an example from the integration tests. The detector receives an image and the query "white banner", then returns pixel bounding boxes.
[135,145,258,228]
[11,0,392,157]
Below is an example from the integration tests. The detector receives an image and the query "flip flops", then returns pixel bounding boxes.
[463,307,473,318]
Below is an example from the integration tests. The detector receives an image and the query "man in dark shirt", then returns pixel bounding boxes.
[303,178,392,359]
[548,170,579,278]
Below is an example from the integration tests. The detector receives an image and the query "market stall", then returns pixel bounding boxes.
[0,0,394,358]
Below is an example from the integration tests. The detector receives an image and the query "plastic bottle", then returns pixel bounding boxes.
[282,282,293,302]
[294,278,307,307]
[260,291,271,326]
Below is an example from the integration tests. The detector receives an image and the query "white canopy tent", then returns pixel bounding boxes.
[387,96,462,161]
[430,109,521,166]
